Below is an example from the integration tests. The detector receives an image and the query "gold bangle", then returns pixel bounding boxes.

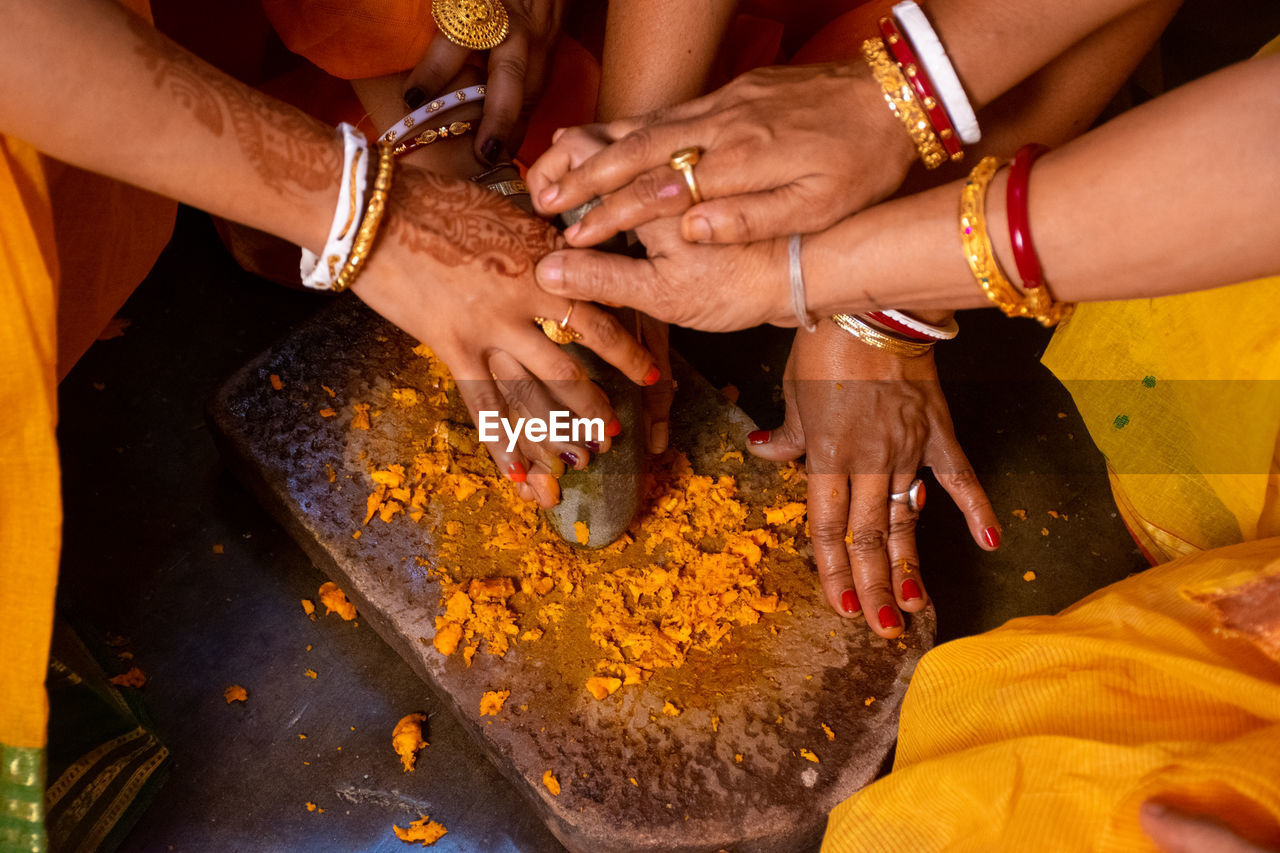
[831,313,935,357]
[959,156,1072,327]
[332,143,394,294]
[391,121,474,158]
[861,38,947,170]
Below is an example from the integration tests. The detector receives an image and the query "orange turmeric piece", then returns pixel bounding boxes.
[224,685,248,704]
[765,501,806,526]
[542,771,561,796]
[351,403,372,430]
[480,690,509,716]
[319,408,337,418]
[393,815,448,846]
[392,713,428,772]
[318,582,357,621]
[799,748,819,763]
[574,521,590,545]
[269,374,283,391]
[585,677,622,700]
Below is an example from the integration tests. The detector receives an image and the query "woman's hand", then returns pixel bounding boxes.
[748,321,999,637]
[401,0,567,164]
[353,164,657,498]
[527,62,915,247]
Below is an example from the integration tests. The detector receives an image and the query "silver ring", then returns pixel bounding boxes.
[889,478,925,513]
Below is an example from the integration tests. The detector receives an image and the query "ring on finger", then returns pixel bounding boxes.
[668,147,704,204]
[533,302,584,345]
[889,478,927,513]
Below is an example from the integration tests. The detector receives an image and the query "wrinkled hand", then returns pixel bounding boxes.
[352,164,657,504]
[747,321,1000,637]
[402,0,566,163]
[527,62,915,247]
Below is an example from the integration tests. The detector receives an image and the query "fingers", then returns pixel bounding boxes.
[681,182,831,245]
[450,355,529,486]
[806,473,861,619]
[527,124,612,212]
[505,325,616,450]
[536,250,670,324]
[477,32,532,163]
[568,302,659,388]
[1139,801,1271,853]
[746,380,806,462]
[489,351,590,473]
[886,472,927,613]
[928,427,1002,551]
[402,36,471,111]
[638,315,672,454]
[846,474,902,639]
[562,162,694,246]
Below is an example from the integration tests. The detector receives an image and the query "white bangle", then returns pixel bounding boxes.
[877,309,959,340]
[892,1,981,145]
[300,123,369,291]
[379,84,487,145]
[789,233,818,332]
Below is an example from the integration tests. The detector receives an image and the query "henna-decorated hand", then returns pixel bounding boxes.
[352,165,657,502]
[526,62,915,247]
[747,321,1000,638]
[401,0,567,165]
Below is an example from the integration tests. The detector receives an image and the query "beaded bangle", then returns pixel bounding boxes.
[391,120,474,158]
[300,123,370,291]
[861,38,947,170]
[959,156,1071,327]
[379,84,486,145]
[832,313,935,357]
[1006,143,1049,289]
[892,1,980,145]
[878,16,963,162]
[332,143,395,294]
[866,309,959,341]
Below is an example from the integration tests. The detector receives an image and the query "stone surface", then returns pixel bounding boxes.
[208,297,935,853]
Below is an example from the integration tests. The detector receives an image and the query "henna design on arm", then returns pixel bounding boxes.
[125,13,339,197]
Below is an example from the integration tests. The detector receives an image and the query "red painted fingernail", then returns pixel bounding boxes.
[984,526,1001,548]
[916,482,927,509]
[747,430,771,445]
[901,579,922,601]
[878,605,901,630]
[507,461,527,483]
[841,589,860,614]
[606,417,622,437]
[643,365,660,386]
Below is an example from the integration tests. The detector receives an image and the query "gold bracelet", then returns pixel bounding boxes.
[332,142,394,294]
[959,156,1072,326]
[861,38,947,170]
[831,313,935,357]
[391,120,474,158]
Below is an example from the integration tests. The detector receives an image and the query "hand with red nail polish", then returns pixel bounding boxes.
[747,320,999,637]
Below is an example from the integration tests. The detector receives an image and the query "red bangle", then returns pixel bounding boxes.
[1006,143,1049,289]
[878,16,964,161]
[864,311,936,342]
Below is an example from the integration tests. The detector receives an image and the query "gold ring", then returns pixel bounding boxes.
[669,147,703,204]
[432,0,510,50]
[533,306,583,345]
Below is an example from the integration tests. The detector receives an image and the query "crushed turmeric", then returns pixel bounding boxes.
[393,815,447,846]
[479,690,509,716]
[542,771,561,796]
[318,582,357,621]
[392,713,428,772]
[224,685,248,704]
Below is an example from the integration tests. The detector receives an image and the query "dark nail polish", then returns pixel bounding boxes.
[507,461,527,483]
[585,440,601,453]
[983,526,1001,548]
[480,138,503,165]
[878,605,901,630]
[559,451,579,468]
[841,589,860,614]
[902,579,922,601]
[643,365,661,386]
[403,87,426,109]
[606,418,622,438]
[747,430,771,445]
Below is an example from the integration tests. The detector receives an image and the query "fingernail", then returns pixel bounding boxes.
[747,430,771,445]
[551,127,566,143]
[540,185,560,207]
[902,579,922,601]
[564,222,582,242]
[480,138,503,165]
[841,589,860,614]
[584,440,601,453]
[559,451,579,468]
[643,365,660,386]
[548,457,566,478]
[538,254,563,283]
[878,605,901,630]
[984,526,1001,548]
[916,481,927,509]
[686,216,712,243]
[606,417,622,438]
[507,461,527,483]
[649,421,668,454]
[404,87,426,109]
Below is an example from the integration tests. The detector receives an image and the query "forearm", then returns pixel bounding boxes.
[597,0,738,120]
[808,55,1280,313]
[0,0,336,252]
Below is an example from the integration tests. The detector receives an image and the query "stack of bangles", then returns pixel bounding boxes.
[959,145,1073,326]
[862,0,980,168]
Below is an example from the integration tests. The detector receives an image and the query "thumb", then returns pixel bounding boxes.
[747,384,806,462]
[536,249,657,311]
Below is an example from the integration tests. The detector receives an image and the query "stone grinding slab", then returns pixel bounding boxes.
[208,297,935,853]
